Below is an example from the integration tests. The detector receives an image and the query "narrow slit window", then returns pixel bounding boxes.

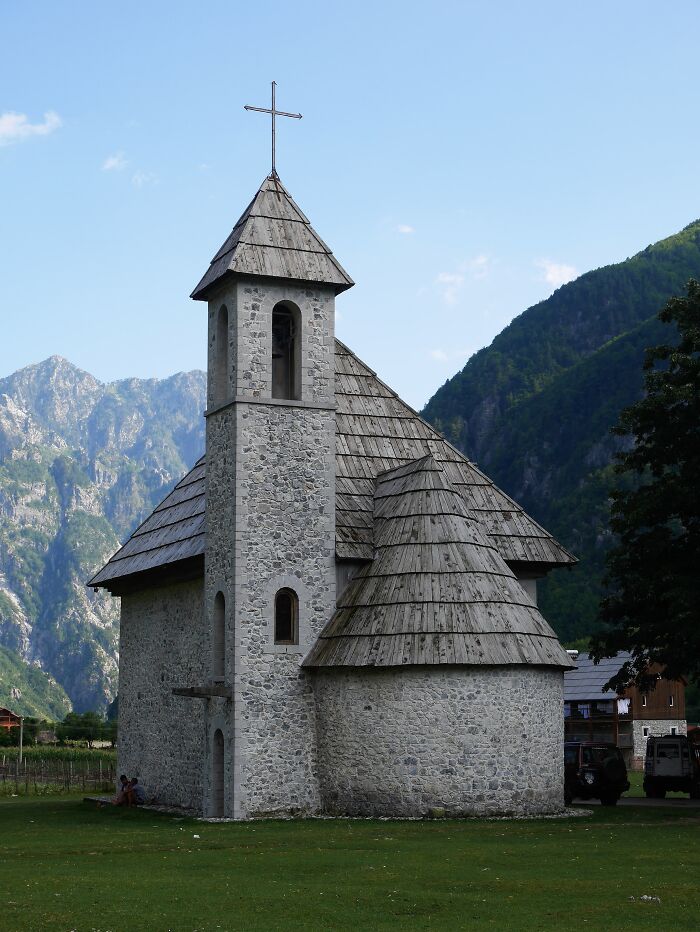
[669,695,674,707]
[212,729,224,818]
[213,591,225,681]
[274,588,298,645]
[271,304,300,400]
[214,305,229,404]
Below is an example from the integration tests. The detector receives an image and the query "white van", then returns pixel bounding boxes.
[643,734,700,798]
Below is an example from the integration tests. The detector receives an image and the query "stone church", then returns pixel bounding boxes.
[90,172,576,819]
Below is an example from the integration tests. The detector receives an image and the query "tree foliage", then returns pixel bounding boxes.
[591,280,700,689]
[56,711,107,748]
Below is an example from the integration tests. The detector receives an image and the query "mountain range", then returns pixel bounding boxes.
[0,357,205,714]
[2,217,699,717]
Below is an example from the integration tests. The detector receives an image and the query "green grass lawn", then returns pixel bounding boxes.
[1,796,698,931]
[612,769,688,799]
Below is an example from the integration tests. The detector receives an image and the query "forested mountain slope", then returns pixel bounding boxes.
[0,644,71,719]
[424,220,700,463]
[0,357,206,712]
[422,220,700,641]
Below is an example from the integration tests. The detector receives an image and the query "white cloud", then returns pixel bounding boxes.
[535,258,577,288]
[435,271,465,306]
[0,110,62,147]
[435,253,493,305]
[468,254,491,279]
[396,224,415,235]
[429,347,473,366]
[132,170,158,188]
[102,151,128,172]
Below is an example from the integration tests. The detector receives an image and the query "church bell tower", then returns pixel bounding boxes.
[191,172,353,817]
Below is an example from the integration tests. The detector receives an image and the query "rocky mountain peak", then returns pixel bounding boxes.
[0,357,206,713]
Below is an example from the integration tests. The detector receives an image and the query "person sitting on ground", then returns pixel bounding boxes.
[113,774,129,806]
[126,777,147,806]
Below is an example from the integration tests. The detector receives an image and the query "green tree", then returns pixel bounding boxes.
[56,711,106,748]
[591,280,700,689]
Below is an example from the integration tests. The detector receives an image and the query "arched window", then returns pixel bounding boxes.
[271,303,300,400]
[212,729,224,818]
[214,305,229,404]
[274,588,299,645]
[212,591,225,682]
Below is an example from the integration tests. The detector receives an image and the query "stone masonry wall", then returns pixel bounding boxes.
[631,718,687,767]
[118,579,206,809]
[312,665,565,817]
[204,277,336,818]
[203,404,236,816]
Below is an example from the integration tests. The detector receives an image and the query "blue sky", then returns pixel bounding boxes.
[2,0,699,409]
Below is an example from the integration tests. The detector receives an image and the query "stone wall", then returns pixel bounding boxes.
[312,665,565,817]
[631,718,688,767]
[118,578,206,809]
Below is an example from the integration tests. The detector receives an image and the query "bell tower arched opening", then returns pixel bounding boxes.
[271,302,301,400]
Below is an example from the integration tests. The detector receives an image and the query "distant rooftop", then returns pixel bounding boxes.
[564,651,631,700]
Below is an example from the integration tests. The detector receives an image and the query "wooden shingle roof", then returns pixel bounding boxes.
[89,342,575,592]
[563,652,631,700]
[88,457,205,589]
[190,175,354,300]
[303,456,575,669]
[334,341,575,568]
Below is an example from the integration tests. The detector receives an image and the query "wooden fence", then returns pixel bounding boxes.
[0,755,116,793]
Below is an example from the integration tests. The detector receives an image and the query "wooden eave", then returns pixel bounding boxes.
[94,554,204,597]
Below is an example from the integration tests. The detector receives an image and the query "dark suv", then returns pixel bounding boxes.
[564,742,630,806]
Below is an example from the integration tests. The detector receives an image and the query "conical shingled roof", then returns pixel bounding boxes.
[191,174,354,299]
[303,455,575,669]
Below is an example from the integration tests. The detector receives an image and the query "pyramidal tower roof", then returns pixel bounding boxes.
[191,174,354,299]
[303,455,575,669]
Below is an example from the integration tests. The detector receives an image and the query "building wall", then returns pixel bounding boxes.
[632,718,688,765]
[118,578,206,809]
[312,665,565,817]
[514,575,538,605]
[204,277,337,818]
[626,679,686,721]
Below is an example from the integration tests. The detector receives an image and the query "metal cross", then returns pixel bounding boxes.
[244,81,302,177]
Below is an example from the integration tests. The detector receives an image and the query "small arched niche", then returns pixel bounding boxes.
[214,305,229,404]
[212,729,225,818]
[274,588,299,645]
[212,591,225,682]
[271,302,301,400]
